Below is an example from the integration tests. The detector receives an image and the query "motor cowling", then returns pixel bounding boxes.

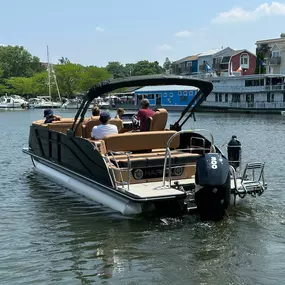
[194,153,231,221]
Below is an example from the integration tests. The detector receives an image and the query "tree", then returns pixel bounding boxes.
[6,77,33,95]
[132,60,163,76]
[78,66,111,92]
[55,62,84,97]
[125,63,135,76]
[58,57,70,64]
[163,57,172,73]
[255,44,271,74]
[106,61,126,78]
[0,45,45,78]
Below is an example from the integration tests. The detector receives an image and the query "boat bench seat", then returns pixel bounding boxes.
[112,151,200,168]
[32,119,84,137]
[103,131,180,153]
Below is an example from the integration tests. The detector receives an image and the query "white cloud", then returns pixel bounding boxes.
[175,30,193,37]
[212,2,285,23]
[156,44,172,51]
[95,26,104,32]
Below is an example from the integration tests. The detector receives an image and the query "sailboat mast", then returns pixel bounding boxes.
[47,45,51,100]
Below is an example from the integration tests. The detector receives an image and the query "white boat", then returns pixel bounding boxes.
[281,111,285,116]
[28,96,62,109]
[98,101,111,109]
[0,95,28,108]
[23,75,267,221]
[62,98,95,109]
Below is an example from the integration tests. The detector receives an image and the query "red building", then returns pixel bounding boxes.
[229,50,256,76]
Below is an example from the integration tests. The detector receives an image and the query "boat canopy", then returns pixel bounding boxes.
[69,75,213,136]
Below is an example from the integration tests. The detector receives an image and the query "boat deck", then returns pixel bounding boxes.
[121,181,185,199]
[118,177,244,199]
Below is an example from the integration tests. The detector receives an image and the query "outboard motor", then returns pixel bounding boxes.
[227,135,241,170]
[195,153,231,221]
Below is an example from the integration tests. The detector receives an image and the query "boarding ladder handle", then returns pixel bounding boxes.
[162,129,216,187]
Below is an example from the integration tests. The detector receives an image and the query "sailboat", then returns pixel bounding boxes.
[29,46,62,109]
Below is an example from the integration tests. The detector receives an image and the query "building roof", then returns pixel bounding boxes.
[135,85,198,92]
[213,47,235,58]
[256,35,285,45]
[273,42,285,50]
[198,49,221,57]
[232,49,256,57]
[173,54,200,64]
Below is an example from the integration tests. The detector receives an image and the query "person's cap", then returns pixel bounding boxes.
[232,135,237,139]
[140,98,149,106]
[100,111,111,121]
[44,109,53,117]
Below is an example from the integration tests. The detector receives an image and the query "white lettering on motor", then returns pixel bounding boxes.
[211,156,218,169]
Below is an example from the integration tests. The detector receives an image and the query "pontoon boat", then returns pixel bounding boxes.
[23,75,266,221]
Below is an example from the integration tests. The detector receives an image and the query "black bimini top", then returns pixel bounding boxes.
[69,75,213,135]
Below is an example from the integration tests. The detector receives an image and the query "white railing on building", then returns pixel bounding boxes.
[213,86,266,93]
[201,101,285,109]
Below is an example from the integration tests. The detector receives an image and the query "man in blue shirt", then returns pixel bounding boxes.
[44,109,61,123]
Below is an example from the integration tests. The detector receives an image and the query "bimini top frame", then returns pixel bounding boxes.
[68,75,213,136]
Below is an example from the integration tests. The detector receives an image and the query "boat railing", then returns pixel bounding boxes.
[162,129,215,187]
[105,151,132,191]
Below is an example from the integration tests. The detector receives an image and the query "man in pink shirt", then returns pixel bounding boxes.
[136,98,155,131]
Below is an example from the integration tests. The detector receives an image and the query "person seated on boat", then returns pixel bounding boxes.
[114,108,124,119]
[227,135,241,170]
[92,105,100,117]
[43,109,61,123]
[134,98,155,131]
[91,111,118,140]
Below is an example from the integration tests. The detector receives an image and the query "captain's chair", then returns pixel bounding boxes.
[146,108,168,131]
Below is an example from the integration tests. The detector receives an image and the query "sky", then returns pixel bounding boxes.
[1,0,285,66]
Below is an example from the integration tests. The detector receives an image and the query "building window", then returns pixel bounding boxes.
[180,96,188,102]
[272,51,280,57]
[283,93,285,102]
[145,94,154,100]
[219,93,222,102]
[178,91,182,96]
[240,53,249,68]
[225,93,228,102]
[215,94,218,102]
[169,93,173,97]
[232,94,240,103]
[163,93,167,97]
[267,92,274,102]
[246,94,254,102]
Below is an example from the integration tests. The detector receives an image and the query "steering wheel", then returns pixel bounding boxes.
[132,115,140,129]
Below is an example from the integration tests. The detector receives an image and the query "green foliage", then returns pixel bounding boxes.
[0,45,45,78]
[106,60,164,78]
[0,45,167,97]
[78,66,111,92]
[163,57,172,72]
[105,61,126,78]
[54,63,84,96]
[255,52,266,74]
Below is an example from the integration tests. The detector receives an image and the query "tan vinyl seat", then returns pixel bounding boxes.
[103,130,179,153]
[147,108,168,131]
[82,118,124,138]
[32,119,84,137]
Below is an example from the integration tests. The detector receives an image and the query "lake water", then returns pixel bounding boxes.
[1,108,285,285]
